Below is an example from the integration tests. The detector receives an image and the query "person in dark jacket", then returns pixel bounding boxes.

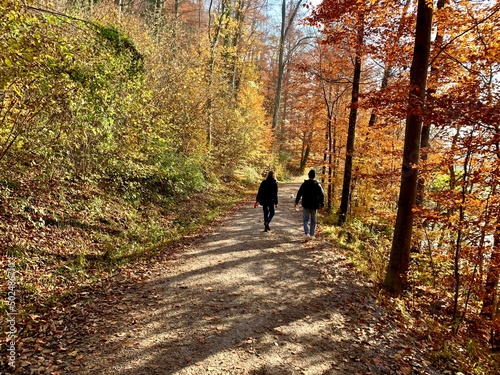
[255,171,278,232]
[294,169,324,240]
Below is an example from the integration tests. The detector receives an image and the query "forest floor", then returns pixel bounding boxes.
[2,182,447,374]
[46,182,440,375]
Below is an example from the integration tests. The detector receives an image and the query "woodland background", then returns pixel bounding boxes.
[1,0,500,373]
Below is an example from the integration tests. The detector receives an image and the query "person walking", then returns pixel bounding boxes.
[295,169,324,241]
[254,171,278,232]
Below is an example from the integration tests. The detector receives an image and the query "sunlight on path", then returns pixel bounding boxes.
[76,183,439,375]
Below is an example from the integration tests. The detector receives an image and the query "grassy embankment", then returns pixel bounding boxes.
[1,176,254,315]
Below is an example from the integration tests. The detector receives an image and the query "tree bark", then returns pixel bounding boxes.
[272,0,303,129]
[317,45,343,213]
[384,0,433,295]
[416,0,447,207]
[327,114,334,212]
[367,0,412,134]
[452,143,473,333]
[481,192,500,317]
[481,227,500,322]
[207,0,231,149]
[338,13,364,225]
[299,145,310,173]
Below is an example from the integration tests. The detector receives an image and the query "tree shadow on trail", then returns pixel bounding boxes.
[70,183,438,375]
[77,260,374,373]
[78,251,380,374]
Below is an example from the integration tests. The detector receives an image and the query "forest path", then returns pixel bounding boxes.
[73,182,439,375]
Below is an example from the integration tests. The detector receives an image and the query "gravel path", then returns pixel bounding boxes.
[71,182,440,375]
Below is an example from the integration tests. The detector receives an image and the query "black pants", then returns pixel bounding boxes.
[263,204,275,223]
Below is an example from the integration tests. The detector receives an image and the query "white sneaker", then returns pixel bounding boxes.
[305,234,311,241]
[310,235,316,240]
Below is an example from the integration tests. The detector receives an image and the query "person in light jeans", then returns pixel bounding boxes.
[302,208,318,239]
[294,169,324,240]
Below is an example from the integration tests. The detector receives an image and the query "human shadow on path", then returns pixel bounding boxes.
[73,183,439,375]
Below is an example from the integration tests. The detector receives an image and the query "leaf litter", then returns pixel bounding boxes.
[2,183,441,374]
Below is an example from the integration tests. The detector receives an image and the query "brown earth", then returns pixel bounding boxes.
[54,182,440,375]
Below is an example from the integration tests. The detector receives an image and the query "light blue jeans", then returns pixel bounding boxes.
[303,208,317,236]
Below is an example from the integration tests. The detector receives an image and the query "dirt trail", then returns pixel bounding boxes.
[72,182,440,375]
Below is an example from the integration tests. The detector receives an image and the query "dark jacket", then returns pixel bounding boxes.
[295,179,324,209]
[256,177,278,206]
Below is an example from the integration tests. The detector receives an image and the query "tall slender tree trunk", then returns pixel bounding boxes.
[174,0,180,21]
[229,0,246,99]
[452,143,473,333]
[366,0,411,133]
[322,110,334,212]
[272,0,302,129]
[272,0,286,130]
[300,145,310,173]
[331,113,338,211]
[482,129,500,318]
[482,226,500,317]
[207,0,229,149]
[171,0,180,41]
[317,44,342,213]
[321,83,336,212]
[327,114,334,212]
[154,0,164,43]
[416,0,447,207]
[384,0,433,295]
[338,14,364,225]
[118,0,124,23]
[366,67,391,130]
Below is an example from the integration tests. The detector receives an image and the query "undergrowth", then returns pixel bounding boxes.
[321,216,500,375]
[0,177,253,314]
[321,217,390,284]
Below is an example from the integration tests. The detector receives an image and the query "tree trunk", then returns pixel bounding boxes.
[321,85,335,212]
[229,0,246,99]
[366,66,390,130]
[272,0,303,129]
[338,14,364,225]
[172,0,180,41]
[482,226,500,350]
[299,145,310,173]
[331,113,338,212]
[118,0,124,23]
[153,0,164,43]
[452,144,472,333]
[207,0,230,149]
[416,0,447,207]
[322,112,335,212]
[384,0,433,295]
[328,114,334,212]
[367,0,412,134]
[482,92,500,347]
[482,213,500,318]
